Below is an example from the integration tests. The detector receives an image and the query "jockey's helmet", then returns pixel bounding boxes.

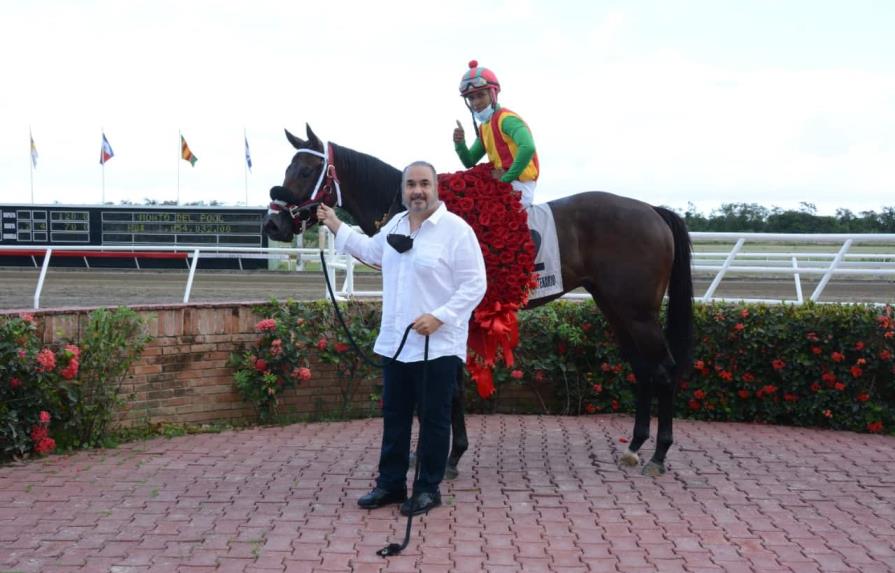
[459,60,500,100]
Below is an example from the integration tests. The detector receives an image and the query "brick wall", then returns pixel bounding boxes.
[27,303,382,427]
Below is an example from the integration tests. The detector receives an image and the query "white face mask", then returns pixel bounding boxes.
[473,105,494,123]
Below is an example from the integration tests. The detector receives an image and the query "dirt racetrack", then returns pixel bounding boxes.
[1,267,892,311]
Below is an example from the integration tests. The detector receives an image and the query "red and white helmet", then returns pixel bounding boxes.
[459,60,500,101]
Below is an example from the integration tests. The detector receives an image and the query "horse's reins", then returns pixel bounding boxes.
[318,250,430,558]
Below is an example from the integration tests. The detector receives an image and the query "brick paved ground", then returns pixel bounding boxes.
[1,414,894,573]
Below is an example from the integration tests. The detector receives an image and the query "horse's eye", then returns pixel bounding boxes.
[299,167,314,178]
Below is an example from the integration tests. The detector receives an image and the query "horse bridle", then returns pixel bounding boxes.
[268,142,342,231]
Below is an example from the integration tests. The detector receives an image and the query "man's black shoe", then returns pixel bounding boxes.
[357,487,407,509]
[400,491,441,516]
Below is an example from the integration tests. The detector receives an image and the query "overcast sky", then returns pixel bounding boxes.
[2,0,893,215]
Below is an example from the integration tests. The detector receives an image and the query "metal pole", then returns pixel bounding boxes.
[183,249,201,303]
[34,249,52,309]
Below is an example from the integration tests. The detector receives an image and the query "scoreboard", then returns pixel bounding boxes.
[1,205,268,248]
[1,204,270,269]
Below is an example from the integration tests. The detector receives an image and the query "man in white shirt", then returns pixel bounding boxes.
[316,161,486,516]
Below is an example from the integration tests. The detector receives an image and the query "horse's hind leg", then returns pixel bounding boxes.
[619,357,654,467]
[445,368,468,480]
[642,382,676,476]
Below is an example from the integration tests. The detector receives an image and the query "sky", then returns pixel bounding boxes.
[1,0,893,216]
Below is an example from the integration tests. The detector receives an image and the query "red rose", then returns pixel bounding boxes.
[317,338,328,351]
[688,399,701,411]
[867,421,884,433]
[738,390,751,399]
[771,359,785,371]
[254,358,268,372]
[857,392,870,402]
[510,369,524,380]
[334,342,350,353]
[831,352,844,362]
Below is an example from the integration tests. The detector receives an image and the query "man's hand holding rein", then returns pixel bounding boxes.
[317,203,342,234]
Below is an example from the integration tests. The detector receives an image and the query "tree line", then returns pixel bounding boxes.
[675,202,895,233]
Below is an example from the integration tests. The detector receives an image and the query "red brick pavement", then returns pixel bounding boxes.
[1,414,894,573]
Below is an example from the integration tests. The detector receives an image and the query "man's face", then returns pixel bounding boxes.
[466,90,492,112]
[402,164,439,217]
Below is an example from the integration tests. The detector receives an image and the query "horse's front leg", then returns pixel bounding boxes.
[445,370,468,480]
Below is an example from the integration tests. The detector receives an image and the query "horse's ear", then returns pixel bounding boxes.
[306,123,323,151]
[285,129,305,149]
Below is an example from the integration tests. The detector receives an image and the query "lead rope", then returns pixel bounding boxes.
[318,250,427,557]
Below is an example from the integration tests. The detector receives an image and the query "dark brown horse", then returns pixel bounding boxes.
[264,125,694,476]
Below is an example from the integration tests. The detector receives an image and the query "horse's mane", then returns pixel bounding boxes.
[327,142,404,235]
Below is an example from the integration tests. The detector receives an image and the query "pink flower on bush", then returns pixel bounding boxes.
[834,382,846,391]
[592,384,602,394]
[821,371,836,384]
[334,342,350,353]
[626,373,636,383]
[317,338,328,351]
[740,308,750,318]
[60,359,79,380]
[39,411,51,423]
[64,344,81,359]
[19,313,35,323]
[867,421,884,433]
[771,359,785,371]
[255,319,277,332]
[734,323,745,332]
[533,370,545,383]
[831,352,844,363]
[741,372,755,383]
[36,348,56,372]
[849,366,862,378]
[9,377,22,390]
[854,341,865,351]
[718,370,733,382]
[693,389,706,400]
[584,403,596,414]
[805,331,819,341]
[510,369,524,380]
[811,346,822,355]
[601,362,612,372]
[294,367,312,381]
[879,350,892,361]
[270,339,283,356]
[254,358,268,372]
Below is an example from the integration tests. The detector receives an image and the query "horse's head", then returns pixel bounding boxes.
[263,124,332,242]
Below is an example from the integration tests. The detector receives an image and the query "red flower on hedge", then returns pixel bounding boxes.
[255,318,277,332]
[316,338,328,351]
[740,308,750,318]
[821,371,836,384]
[60,358,79,380]
[867,421,884,433]
[610,400,620,411]
[254,358,268,372]
[771,359,785,371]
[857,392,870,402]
[805,331,819,342]
[810,383,821,393]
[718,370,733,382]
[585,404,597,414]
[334,342,350,353]
[850,366,863,378]
[811,346,822,355]
[36,348,56,372]
[9,377,22,390]
[831,351,845,362]
[510,369,524,380]
[880,350,892,361]
[742,372,755,383]
[693,389,706,400]
[734,323,745,332]
[533,370,545,383]
[784,393,798,402]
[295,367,312,381]
[592,384,603,394]
[688,399,701,411]
[737,389,751,399]
[854,341,865,351]
[834,382,846,391]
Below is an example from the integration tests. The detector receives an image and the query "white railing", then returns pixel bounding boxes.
[2,232,894,309]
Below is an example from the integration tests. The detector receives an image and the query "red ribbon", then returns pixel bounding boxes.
[466,301,521,398]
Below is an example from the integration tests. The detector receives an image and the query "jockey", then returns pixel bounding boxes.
[453,60,539,208]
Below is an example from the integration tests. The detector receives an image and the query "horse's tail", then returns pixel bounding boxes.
[654,207,694,380]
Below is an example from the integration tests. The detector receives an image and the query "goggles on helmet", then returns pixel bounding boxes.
[459,75,492,94]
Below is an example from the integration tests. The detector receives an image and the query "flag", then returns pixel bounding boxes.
[30,133,38,168]
[100,133,115,164]
[181,135,197,167]
[244,135,253,171]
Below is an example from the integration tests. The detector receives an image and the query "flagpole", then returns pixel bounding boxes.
[177,130,181,206]
[29,127,34,204]
[244,128,248,206]
[101,127,105,205]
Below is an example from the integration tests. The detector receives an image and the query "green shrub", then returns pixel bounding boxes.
[0,308,150,461]
[229,299,381,422]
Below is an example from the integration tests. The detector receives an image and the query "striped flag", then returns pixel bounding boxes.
[100,133,115,164]
[181,135,197,167]
[30,132,38,168]
[244,135,253,171]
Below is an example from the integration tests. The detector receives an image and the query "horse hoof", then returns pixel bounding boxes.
[641,461,666,476]
[620,449,640,466]
[444,465,459,481]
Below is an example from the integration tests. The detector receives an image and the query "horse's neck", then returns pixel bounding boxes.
[331,143,402,236]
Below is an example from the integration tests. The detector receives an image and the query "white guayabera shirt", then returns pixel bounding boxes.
[334,202,487,362]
